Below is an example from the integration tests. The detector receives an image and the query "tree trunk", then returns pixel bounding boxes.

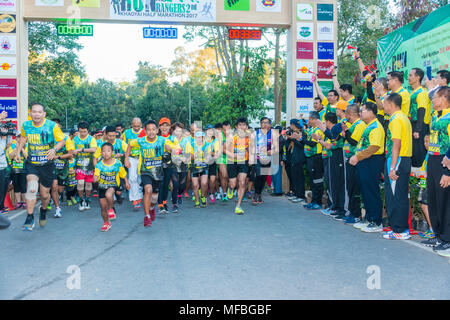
[274,29,282,124]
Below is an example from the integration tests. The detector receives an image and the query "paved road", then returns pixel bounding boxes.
[1,193,449,300]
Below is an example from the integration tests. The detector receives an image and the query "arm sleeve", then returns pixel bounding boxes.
[344,131,358,146]
[90,138,97,148]
[121,141,128,153]
[94,147,101,159]
[367,81,376,102]
[94,167,100,178]
[414,108,425,133]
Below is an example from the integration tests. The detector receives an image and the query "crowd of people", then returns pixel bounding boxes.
[0,52,449,258]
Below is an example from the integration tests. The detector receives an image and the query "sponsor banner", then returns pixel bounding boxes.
[0,99,17,118]
[0,13,16,33]
[318,80,333,95]
[317,22,334,41]
[0,78,16,97]
[296,61,314,79]
[296,22,313,41]
[317,3,333,21]
[296,3,313,21]
[377,4,450,81]
[0,56,16,76]
[317,42,334,60]
[256,0,281,12]
[225,0,249,11]
[296,99,314,115]
[317,61,332,79]
[296,42,313,59]
[0,0,16,12]
[0,34,16,55]
[296,80,313,99]
[35,0,64,5]
[110,0,217,23]
[72,0,101,7]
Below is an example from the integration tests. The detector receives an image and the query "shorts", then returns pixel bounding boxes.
[227,162,249,179]
[208,163,217,177]
[418,186,428,205]
[75,169,94,183]
[140,174,161,193]
[98,187,121,199]
[24,161,56,189]
[191,166,208,178]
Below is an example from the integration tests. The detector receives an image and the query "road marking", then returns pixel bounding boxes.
[6,201,41,221]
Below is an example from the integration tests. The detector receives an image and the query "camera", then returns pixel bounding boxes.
[286,128,294,136]
[0,121,17,136]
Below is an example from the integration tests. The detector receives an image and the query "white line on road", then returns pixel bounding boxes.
[6,201,41,221]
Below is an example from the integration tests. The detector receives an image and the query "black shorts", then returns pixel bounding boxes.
[98,187,121,199]
[227,162,249,179]
[419,187,428,205]
[191,167,208,178]
[140,174,161,193]
[56,168,69,187]
[24,161,56,189]
[208,163,217,177]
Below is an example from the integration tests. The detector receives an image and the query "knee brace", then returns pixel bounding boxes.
[77,180,85,191]
[151,194,158,204]
[85,182,93,191]
[25,180,39,200]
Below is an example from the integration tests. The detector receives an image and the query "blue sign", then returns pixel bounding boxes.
[318,42,334,60]
[296,81,314,98]
[143,27,178,39]
[0,99,17,118]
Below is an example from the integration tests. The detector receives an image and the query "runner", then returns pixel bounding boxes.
[72,121,97,212]
[123,118,143,210]
[124,120,175,227]
[94,142,130,232]
[14,103,66,231]
[205,124,220,204]
[66,159,78,206]
[157,117,172,214]
[8,130,27,210]
[189,130,210,208]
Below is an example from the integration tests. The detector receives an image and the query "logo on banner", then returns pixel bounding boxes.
[318,81,333,95]
[225,0,249,11]
[296,99,313,115]
[296,42,313,59]
[0,99,17,118]
[256,0,281,12]
[317,23,334,41]
[297,23,313,41]
[317,4,333,21]
[110,0,216,23]
[0,35,15,54]
[0,79,16,97]
[0,14,16,33]
[0,0,16,12]
[296,81,314,98]
[317,61,332,79]
[296,3,313,20]
[317,42,334,60]
[35,0,64,5]
[392,51,407,71]
[296,61,314,79]
[72,0,100,7]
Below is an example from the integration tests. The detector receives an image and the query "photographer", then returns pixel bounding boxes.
[0,111,14,216]
[285,119,307,203]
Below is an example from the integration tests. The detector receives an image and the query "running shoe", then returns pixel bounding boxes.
[344,216,361,225]
[252,195,258,206]
[418,229,436,239]
[84,199,91,210]
[108,209,116,220]
[291,197,305,204]
[116,195,123,205]
[303,203,313,210]
[163,203,169,213]
[437,248,450,257]
[39,207,47,227]
[201,197,207,207]
[150,208,156,221]
[246,191,253,199]
[333,214,346,221]
[184,191,189,198]
[320,208,332,215]
[158,204,166,214]
[421,237,440,247]
[54,207,62,218]
[257,194,264,204]
[132,201,139,211]
[195,201,201,208]
[78,199,85,211]
[361,222,383,233]
[192,195,196,202]
[222,194,228,202]
[15,203,22,210]
[101,221,112,232]
[144,215,152,227]
[172,204,179,213]
[209,194,215,204]
[177,195,183,206]
[23,214,35,231]
[215,192,221,201]
[0,207,8,214]
[20,202,26,209]
[383,230,411,240]
[288,196,298,201]
[433,241,450,252]
[235,206,244,215]
[353,220,369,229]
[67,198,73,206]
[227,188,234,200]
[306,203,321,210]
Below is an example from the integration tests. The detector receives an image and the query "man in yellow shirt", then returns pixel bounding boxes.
[349,102,385,233]
[387,71,411,117]
[408,68,431,168]
[383,93,413,240]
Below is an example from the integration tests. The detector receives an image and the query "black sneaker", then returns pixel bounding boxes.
[163,204,169,213]
[39,207,47,227]
[172,204,179,213]
[433,241,450,252]
[178,196,183,206]
[116,195,123,205]
[330,210,339,216]
[421,237,440,247]
[23,214,35,231]
[333,214,346,221]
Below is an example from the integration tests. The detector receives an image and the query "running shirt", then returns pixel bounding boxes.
[8,140,27,173]
[409,86,431,124]
[343,119,366,158]
[346,95,356,105]
[322,137,332,159]
[54,136,75,171]
[73,135,97,172]
[304,127,324,157]
[228,133,250,163]
[205,137,220,161]
[255,129,272,164]
[428,109,450,156]
[20,119,65,165]
[171,136,192,172]
[124,128,142,158]
[94,159,127,190]
[388,87,410,117]
[321,97,338,114]
[190,141,211,170]
[385,110,412,158]
[93,138,128,161]
[129,135,174,179]
[356,119,385,156]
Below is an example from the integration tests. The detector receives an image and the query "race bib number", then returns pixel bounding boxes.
[12,161,24,170]
[77,158,90,167]
[429,130,440,154]
[131,148,140,157]
[55,159,65,169]
[30,155,48,164]
[144,159,162,169]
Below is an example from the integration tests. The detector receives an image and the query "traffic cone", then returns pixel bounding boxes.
[4,191,14,211]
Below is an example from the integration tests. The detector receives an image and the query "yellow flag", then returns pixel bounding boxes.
[72,0,100,7]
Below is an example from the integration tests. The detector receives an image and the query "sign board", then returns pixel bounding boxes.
[143,26,178,39]
[0,78,16,97]
[0,99,17,118]
[228,28,261,40]
[56,24,94,36]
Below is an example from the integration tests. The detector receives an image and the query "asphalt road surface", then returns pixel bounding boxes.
[1,192,449,300]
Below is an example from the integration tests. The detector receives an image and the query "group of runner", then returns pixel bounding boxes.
[5,107,279,232]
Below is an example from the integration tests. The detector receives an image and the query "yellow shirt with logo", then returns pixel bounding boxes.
[387,110,413,157]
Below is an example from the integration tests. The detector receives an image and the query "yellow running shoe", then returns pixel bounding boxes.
[234,206,244,215]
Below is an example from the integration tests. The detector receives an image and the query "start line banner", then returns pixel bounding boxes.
[110,0,216,23]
